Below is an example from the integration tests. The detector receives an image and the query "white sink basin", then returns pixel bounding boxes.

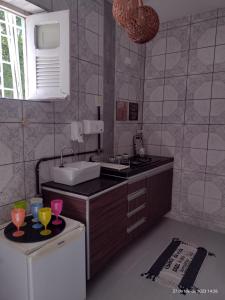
[52,161,101,186]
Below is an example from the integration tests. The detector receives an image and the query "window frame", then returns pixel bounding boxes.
[0,4,28,100]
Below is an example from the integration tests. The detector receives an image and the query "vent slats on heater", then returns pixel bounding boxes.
[36,56,60,88]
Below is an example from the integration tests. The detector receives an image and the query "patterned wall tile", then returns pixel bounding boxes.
[115,72,129,100]
[54,123,74,156]
[161,124,183,147]
[187,73,212,99]
[165,51,188,77]
[172,169,182,192]
[146,144,161,156]
[161,145,182,169]
[130,42,146,57]
[129,52,145,79]
[79,92,99,120]
[183,125,208,148]
[191,9,218,23]
[23,101,54,123]
[185,99,210,124]
[212,72,225,98]
[144,78,164,101]
[116,24,130,50]
[71,58,79,92]
[115,46,130,75]
[146,30,167,56]
[167,16,191,29]
[162,101,185,124]
[0,124,23,166]
[143,124,162,146]
[114,123,139,149]
[145,55,165,79]
[78,134,99,153]
[0,163,25,206]
[167,26,190,53]
[0,99,22,122]
[78,0,100,34]
[205,174,224,200]
[164,76,187,101]
[70,22,79,58]
[188,47,214,74]
[181,193,204,218]
[216,17,225,44]
[143,101,163,123]
[214,45,225,72]
[52,0,77,23]
[210,99,225,124]
[129,77,143,101]
[115,145,133,156]
[181,171,205,196]
[218,8,225,17]
[208,125,225,150]
[54,92,78,124]
[182,147,207,172]
[190,19,217,49]
[24,160,55,199]
[206,150,225,176]
[204,174,225,223]
[79,60,99,94]
[24,124,54,161]
[78,26,99,64]
[0,203,14,224]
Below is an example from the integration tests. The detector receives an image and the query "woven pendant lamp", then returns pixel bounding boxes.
[113,0,160,44]
[112,0,139,28]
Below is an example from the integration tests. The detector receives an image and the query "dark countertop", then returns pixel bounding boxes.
[101,155,174,178]
[42,155,174,197]
[42,175,126,197]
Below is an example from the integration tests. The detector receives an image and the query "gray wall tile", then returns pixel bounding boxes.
[190,19,217,49]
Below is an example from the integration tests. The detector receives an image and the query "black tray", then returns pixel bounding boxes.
[4,215,66,243]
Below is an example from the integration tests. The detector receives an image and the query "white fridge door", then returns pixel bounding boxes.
[28,228,86,300]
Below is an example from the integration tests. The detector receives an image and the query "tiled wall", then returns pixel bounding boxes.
[143,8,225,233]
[114,24,146,156]
[0,0,104,224]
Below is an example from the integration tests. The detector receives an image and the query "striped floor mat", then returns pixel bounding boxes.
[141,238,215,294]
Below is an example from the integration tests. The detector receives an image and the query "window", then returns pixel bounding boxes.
[0,8,26,99]
[0,7,69,101]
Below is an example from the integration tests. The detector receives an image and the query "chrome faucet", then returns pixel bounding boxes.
[60,146,74,167]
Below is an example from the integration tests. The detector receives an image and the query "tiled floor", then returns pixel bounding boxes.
[87,218,225,300]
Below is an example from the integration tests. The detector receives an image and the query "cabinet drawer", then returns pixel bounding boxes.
[128,193,146,212]
[127,204,147,227]
[127,217,147,236]
[128,179,146,194]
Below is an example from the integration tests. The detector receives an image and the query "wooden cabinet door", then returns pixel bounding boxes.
[89,185,127,277]
[147,169,173,223]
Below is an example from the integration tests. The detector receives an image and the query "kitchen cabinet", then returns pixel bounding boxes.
[89,185,127,276]
[147,169,173,224]
[127,179,148,241]
[42,164,173,278]
[126,168,173,241]
[42,183,127,279]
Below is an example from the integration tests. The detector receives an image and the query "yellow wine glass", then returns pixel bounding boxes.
[38,207,52,236]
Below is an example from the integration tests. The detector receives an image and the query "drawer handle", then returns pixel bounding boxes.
[128,188,146,202]
[127,217,146,233]
[127,203,146,218]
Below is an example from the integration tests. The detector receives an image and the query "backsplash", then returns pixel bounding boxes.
[143,8,225,233]
[114,23,145,156]
[0,0,104,224]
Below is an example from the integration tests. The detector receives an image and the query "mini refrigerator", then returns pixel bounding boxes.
[0,217,86,300]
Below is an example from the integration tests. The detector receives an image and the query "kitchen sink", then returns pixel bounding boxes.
[52,161,101,186]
